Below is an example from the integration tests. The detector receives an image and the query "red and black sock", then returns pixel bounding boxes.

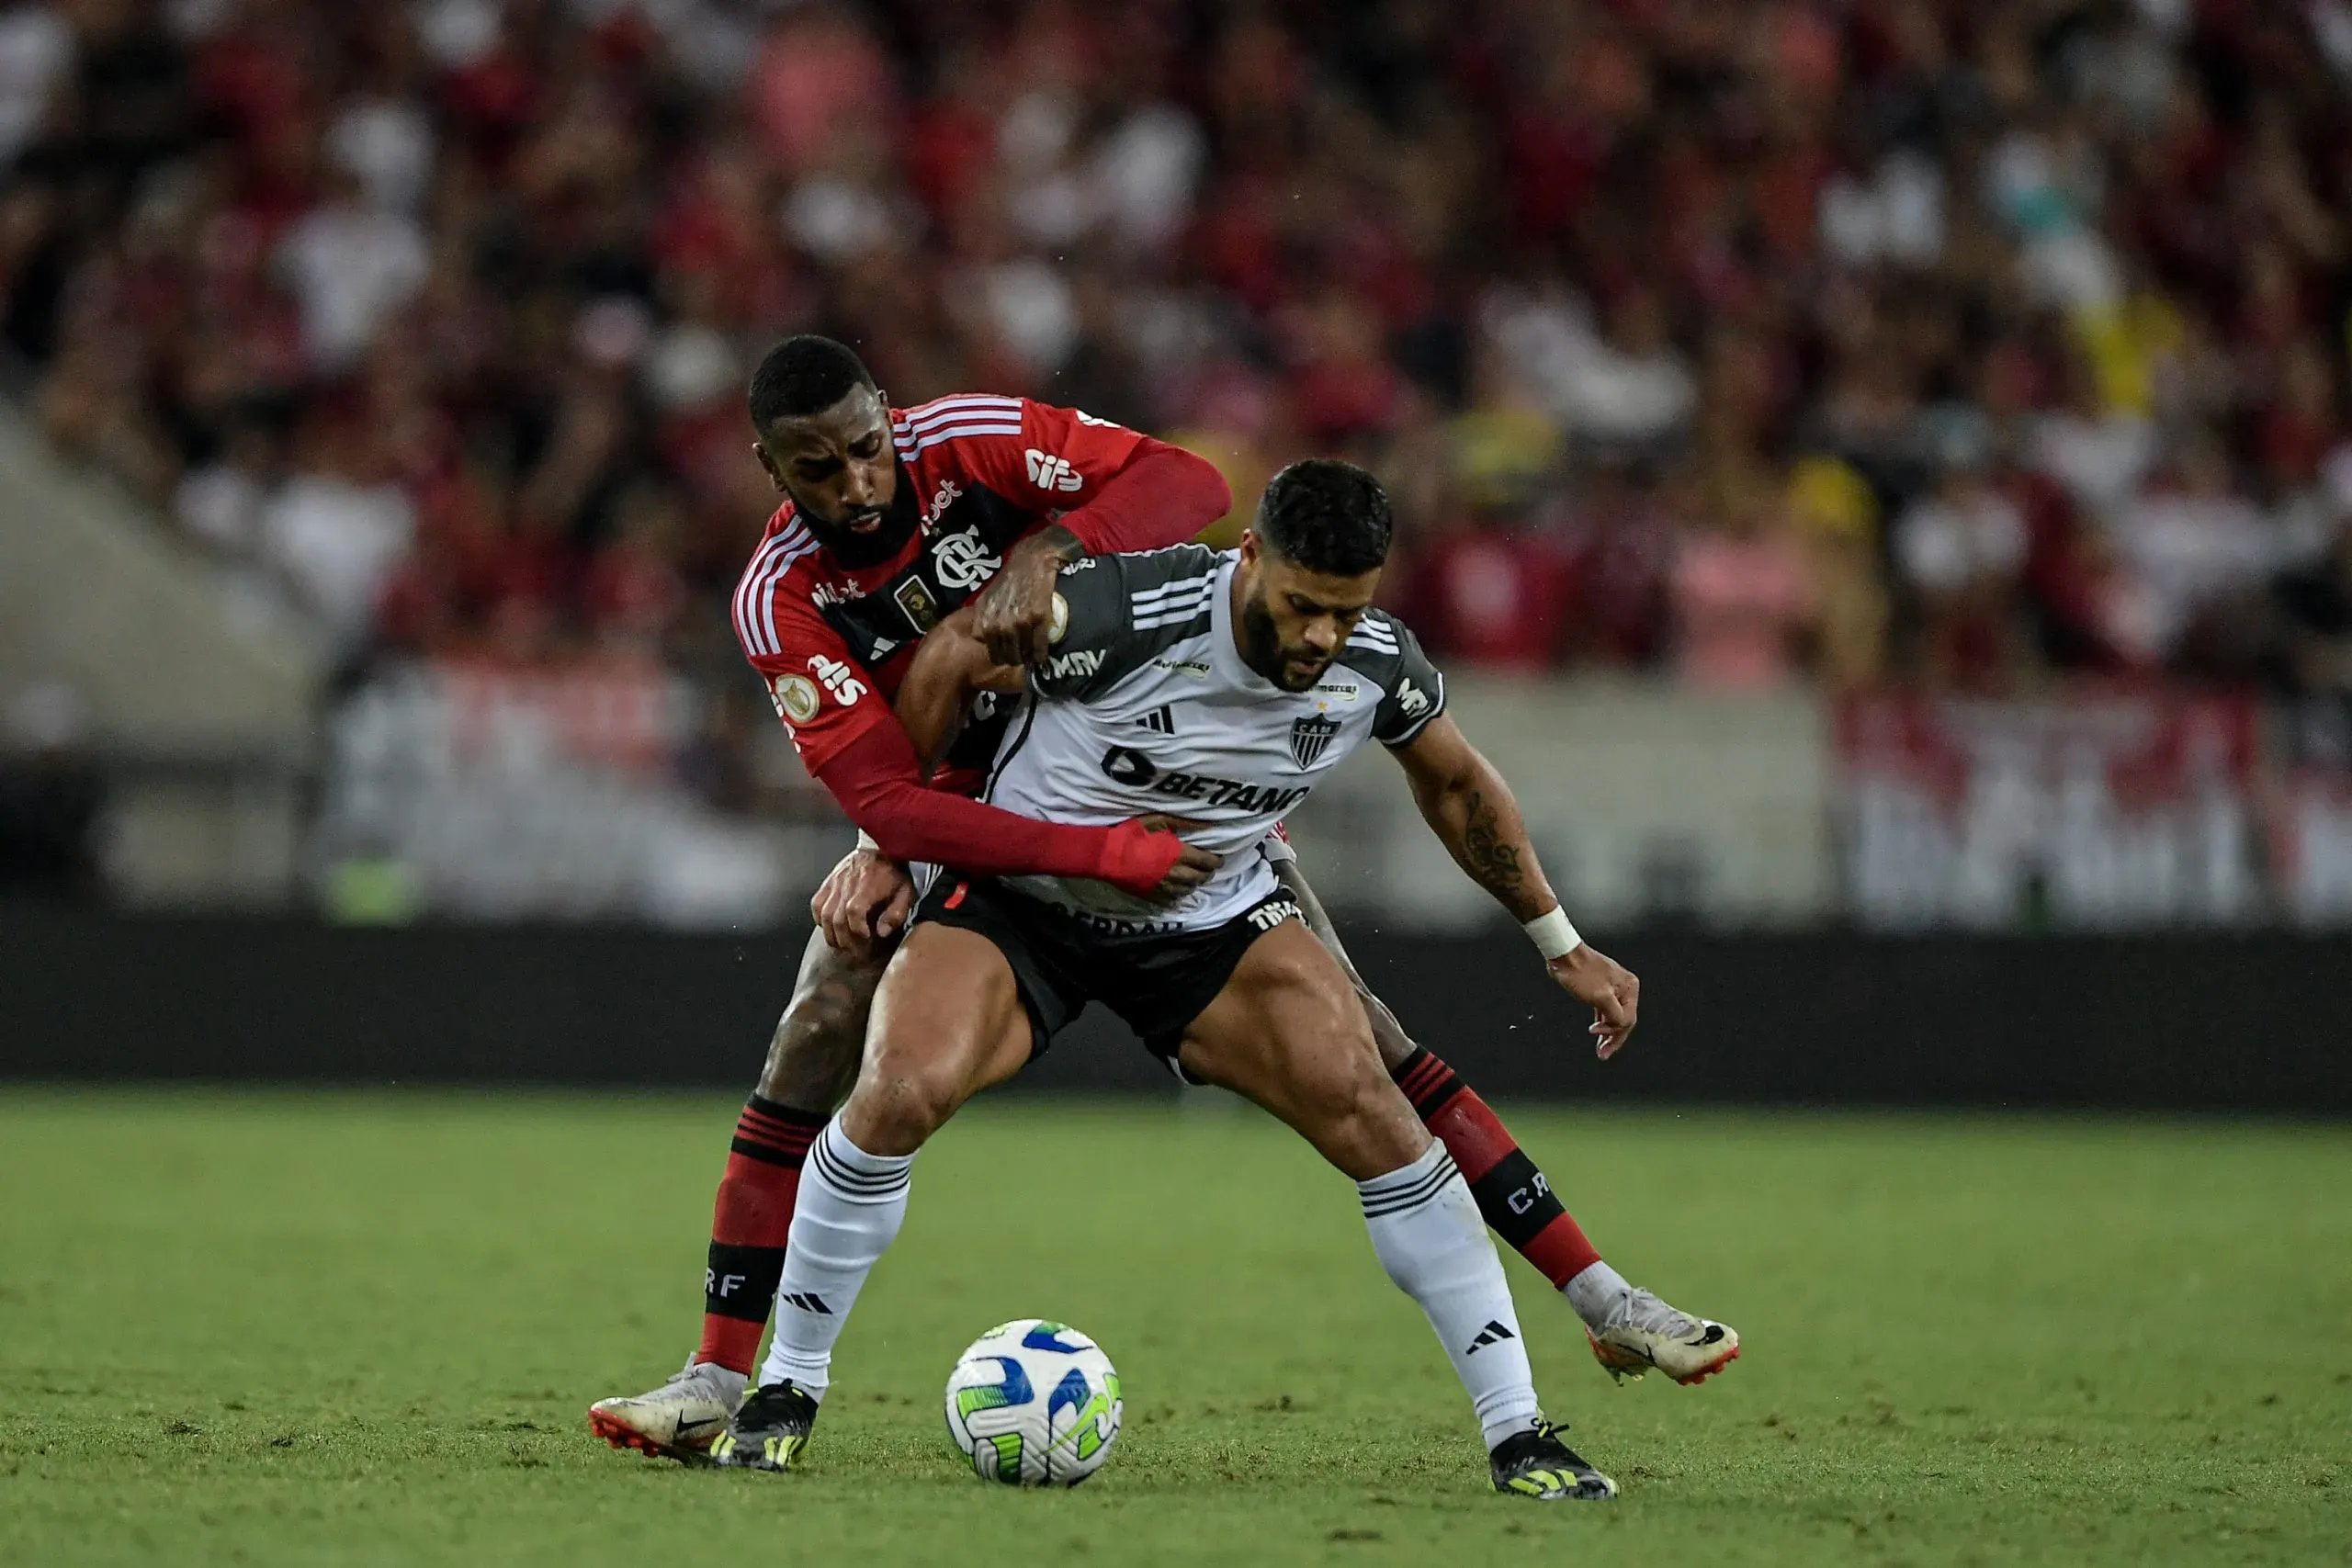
[695,1094,827,1374]
[1390,1047,1603,1289]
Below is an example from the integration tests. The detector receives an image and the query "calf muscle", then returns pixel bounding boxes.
[757,929,888,1111]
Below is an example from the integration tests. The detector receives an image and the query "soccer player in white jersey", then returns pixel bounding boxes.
[710,460,1685,1500]
[590,342,1728,1465]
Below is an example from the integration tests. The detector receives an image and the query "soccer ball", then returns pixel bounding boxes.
[943,1318,1123,1486]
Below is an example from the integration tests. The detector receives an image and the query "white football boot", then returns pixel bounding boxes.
[1585,1288,1740,1385]
[588,1359,746,1460]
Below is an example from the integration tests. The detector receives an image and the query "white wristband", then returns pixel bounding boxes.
[854,829,880,853]
[1523,907,1582,961]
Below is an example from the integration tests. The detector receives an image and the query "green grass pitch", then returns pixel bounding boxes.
[2,1091,2346,1566]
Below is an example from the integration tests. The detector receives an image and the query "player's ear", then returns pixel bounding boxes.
[1238,529,1260,567]
[752,441,785,494]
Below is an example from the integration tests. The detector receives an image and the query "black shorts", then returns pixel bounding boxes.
[910,875,1304,1077]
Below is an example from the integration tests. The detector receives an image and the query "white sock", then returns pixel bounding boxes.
[1562,1259,1634,1332]
[756,1118,914,1399]
[1359,1141,1542,1450]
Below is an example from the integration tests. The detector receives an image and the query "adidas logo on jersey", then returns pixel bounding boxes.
[1136,705,1176,735]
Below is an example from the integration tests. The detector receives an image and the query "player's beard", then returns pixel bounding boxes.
[796,481,919,570]
[1238,588,1332,692]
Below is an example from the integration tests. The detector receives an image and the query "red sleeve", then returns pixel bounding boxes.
[730,510,1187,894]
[1053,438,1233,554]
[935,400,1229,552]
[814,723,1184,894]
[734,586,893,775]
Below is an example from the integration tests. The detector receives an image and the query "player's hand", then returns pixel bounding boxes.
[1546,944,1639,1059]
[810,846,915,953]
[970,534,1068,667]
[1136,814,1222,903]
[1094,813,1222,902]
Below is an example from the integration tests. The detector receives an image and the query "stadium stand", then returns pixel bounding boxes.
[5,0,2351,917]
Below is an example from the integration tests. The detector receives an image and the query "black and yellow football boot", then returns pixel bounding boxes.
[1488,1419,1619,1500]
[708,1380,820,1473]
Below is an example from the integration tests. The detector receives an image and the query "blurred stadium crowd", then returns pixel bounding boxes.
[6,0,2352,711]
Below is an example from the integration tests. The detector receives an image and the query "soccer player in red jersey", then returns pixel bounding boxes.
[588,337,1735,1461]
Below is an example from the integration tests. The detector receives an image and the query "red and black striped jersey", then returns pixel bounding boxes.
[730,393,1148,784]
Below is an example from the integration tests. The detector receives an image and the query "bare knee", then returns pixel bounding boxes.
[1295,1049,1430,1180]
[839,1045,966,1157]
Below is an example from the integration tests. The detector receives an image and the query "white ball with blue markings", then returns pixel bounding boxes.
[943,1319,1123,1485]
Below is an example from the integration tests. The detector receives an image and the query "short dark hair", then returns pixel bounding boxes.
[748,335,876,435]
[1255,459,1393,575]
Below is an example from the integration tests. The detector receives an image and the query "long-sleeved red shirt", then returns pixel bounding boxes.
[729,393,1230,891]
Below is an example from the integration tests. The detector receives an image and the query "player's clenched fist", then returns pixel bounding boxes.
[811,844,915,953]
[969,533,1070,667]
[1546,945,1640,1059]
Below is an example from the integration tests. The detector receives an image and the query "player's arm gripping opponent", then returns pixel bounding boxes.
[801,413,1228,946]
[893,605,1221,882]
[1388,716,1641,1059]
[891,607,1032,773]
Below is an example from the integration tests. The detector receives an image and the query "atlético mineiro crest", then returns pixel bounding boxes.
[1289,712,1341,769]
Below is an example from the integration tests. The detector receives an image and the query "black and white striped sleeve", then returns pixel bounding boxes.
[1356,612,1449,746]
[1032,545,1223,702]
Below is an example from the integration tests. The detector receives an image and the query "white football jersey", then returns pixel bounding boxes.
[982,546,1447,931]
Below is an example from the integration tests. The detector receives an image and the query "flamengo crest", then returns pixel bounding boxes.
[933,529,1001,592]
[1289,712,1341,769]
